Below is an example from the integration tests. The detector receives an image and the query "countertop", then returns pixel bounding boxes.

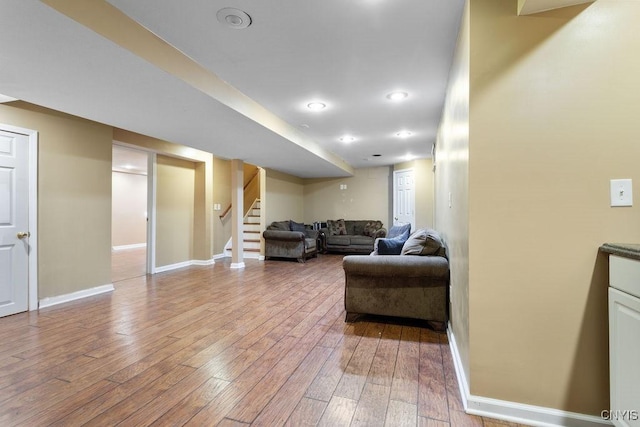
[600,243,640,261]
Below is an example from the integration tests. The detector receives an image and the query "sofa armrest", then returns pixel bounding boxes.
[263,230,304,241]
[343,255,449,279]
[304,229,319,239]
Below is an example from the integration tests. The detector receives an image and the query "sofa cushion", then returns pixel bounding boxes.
[326,235,351,246]
[401,228,444,256]
[349,235,375,246]
[268,220,290,231]
[290,220,306,232]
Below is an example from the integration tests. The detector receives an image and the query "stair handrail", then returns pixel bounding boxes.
[219,170,260,219]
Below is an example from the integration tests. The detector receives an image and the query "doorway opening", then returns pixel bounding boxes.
[111,145,149,282]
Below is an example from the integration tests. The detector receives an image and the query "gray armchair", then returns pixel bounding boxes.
[263,220,319,263]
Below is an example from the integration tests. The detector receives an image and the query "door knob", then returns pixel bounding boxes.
[17,231,30,239]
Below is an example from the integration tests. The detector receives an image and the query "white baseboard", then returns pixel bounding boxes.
[447,325,611,427]
[191,259,216,266]
[213,253,227,260]
[230,262,245,269]
[155,258,215,273]
[112,243,146,251]
[39,284,115,309]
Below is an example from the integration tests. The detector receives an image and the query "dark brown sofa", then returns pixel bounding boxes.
[263,220,318,263]
[319,219,387,254]
[342,228,449,324]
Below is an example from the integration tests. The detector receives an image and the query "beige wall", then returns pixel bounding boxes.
[394,159,435,230]
[155,155,195,267]
[466,0,640,414]
[265,169,304,226]
[0,101,112,298]
[112,171,147,247]
[435,0,471,389]
[303,166,391,226]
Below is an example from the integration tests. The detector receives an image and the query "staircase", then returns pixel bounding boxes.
[224,199,262,259]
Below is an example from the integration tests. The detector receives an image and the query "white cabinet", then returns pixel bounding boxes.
[608,255,640,427]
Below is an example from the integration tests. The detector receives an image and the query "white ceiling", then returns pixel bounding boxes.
[0,0,465,178]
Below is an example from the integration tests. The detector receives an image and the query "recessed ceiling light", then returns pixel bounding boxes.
[386,91,408,101]
[339,135,356,143]
[395,130,413,138]
[217,8,252,29]
[307,102,326,111]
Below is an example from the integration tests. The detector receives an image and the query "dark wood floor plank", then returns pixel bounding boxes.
[333,322,385,401]
[250,345,333,425]
[224,322,334,423]
[285,397,327,427]
[368,323,402,387]
[304,330,361,402]
[316,395,358,427]
[115,367,226,426]
[385,399,418,427]
[418,329,449,422]
[351,382,392,427]
[390,326,421,404]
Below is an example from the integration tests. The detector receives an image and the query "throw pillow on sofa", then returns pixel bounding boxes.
[290,220,306,232]
[377,235,407,255]
[401,228,443,256]
[326,219,347,235]
[363,220,383,237]
[386,223,411,240]
[268,220,291,231]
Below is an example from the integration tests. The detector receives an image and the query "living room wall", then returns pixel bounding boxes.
[434,0,471,391]
[264,168,304,226]
[467,0,640,415]
[0,101,112,299]
[303,166,391,226]
[155,155,195,267]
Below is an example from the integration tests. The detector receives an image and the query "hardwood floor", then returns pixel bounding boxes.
[111,247,147,283]
[1,254,526,426]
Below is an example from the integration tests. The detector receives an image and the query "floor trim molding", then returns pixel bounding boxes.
[112,243,146,251]
[155,259,215,273]
[447,325,611,427]
[39,284,115,309]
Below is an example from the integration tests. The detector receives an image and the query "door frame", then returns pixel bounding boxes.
[112,142,156,275]
[1,123,38,311]
[392,168,415,230]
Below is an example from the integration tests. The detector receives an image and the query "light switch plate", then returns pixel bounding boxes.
[610,179,633,207]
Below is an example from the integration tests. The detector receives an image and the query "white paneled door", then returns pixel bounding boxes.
[0,130,29,317]
[393,169,415,231]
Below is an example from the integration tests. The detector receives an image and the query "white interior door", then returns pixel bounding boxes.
[0,130,29,317]
[393,169,415,231]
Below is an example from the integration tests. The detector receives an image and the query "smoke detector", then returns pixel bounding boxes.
[217,8,252,29]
